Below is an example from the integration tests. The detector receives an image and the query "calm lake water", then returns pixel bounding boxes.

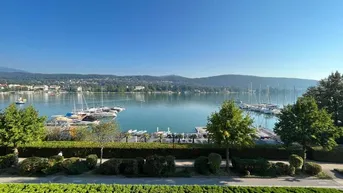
[0,92,302,133]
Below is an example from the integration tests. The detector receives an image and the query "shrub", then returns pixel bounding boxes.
[194,156,210,175]
[0,154,17,169]
[232,157,271,175]
[136,157,145,174]
[304,162,322,176]
[143,155,166,176]
[289,166,296,176]
[19,157,49,175]
[208,153,222,174]
[97,158,121,175]
[41,155,64,175]
[62,158,88,175]
[289,154,303,169]
[165,155,176,174]
[274,162,289,176]
[86,154,98,169]
[0,184,341,193]
[119,159,139,175]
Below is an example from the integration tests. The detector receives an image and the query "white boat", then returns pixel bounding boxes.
[15,97,26,105]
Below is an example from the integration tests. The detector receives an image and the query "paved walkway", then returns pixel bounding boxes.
[0,176,342,189]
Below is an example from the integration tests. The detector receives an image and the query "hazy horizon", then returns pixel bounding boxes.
[1,0,342,79]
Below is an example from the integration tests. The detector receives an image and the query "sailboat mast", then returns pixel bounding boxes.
[259,84,261,104]
[101,86,104,107]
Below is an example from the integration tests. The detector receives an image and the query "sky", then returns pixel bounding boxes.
[0,0,343,80]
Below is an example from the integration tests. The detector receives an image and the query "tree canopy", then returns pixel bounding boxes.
[304,71,343,126]
[274,96,340,168]
[89,121,120,164]
[206,100,256,171]
[0,104,46,151]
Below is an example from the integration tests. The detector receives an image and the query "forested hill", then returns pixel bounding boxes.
[0,71,317,89]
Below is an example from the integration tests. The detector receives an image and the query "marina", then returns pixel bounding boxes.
[0,92,302,133]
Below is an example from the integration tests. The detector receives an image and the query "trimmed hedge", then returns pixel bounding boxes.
[0,184,340,193]
[19,157,49,175]
[208,153,222,174]
[274,162,290,176]
[0,142,302,160]
[289,154,303,169]
[62,158,89,175]
[305,162,322,176]
[2,141,342,163]
[232,157,272,175]
[194,156,210,175]
[0,154,17,169]
[96,158,121,175]
[86,154,98,169]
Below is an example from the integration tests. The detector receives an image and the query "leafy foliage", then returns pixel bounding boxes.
[136,157,145,174]
[304,162,322,175]
[0,184,339,193]
[274,162,290,176]
[0,104,46,153]
[232,157,271,175]
[62,157,89,175]
[143,155,166,176]
[165,155,176,174]
[304,71,343,126]
[119,159,139,175]
[19,157,49,175]
[86,154,98,169]
[96,158,121,175]
[194,156,210,175]
[0,154,17,169]
[289,154,303,169]
[274,97,340,163]
[208,153,222,174]
[206,100,257,170]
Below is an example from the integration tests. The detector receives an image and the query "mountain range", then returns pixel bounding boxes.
[0,67,317,89]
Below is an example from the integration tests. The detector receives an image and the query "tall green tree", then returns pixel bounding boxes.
[89,122,120,164]
[207,100,257,172]
[304,71,343,126]
[274,97,340,170]
[0,104,46,157]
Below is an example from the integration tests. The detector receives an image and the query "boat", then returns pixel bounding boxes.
[15,97,27,105]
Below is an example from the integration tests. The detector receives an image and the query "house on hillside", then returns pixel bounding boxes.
[134,86,145,91]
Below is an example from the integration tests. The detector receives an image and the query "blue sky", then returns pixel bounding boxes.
[1,0,342,79]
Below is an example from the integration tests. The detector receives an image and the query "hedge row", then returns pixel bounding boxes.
[1,142,342,163]
[0,184,340,193]
[0,142,301,160]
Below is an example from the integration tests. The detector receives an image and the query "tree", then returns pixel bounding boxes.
[274,97,340,170]
[124,132,131,143]
[176,134,182,143]
[189,134,197,144]
[141,133,150,142]
[206,100,256,172]
[89,121,120,164]
[304,71,343,126]
[0,104,46,159]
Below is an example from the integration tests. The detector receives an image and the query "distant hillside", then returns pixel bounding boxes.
[0,67,28,73]
[0,71,317,89]
[191,75,317,89]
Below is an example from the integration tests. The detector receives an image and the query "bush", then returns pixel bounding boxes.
[19,157,49,175]
[0,154,17,169]
[274,162,289,176]
[136,157,145,174]
[41,155,64,175]
[165,155,176,174]
[289,154,303,169]
[143,155,166,176]
[289,166,296,176]
[119,159,139,175]
[208,153,222,174]
[96,158,121,175]
[0,184,340,193]
[304,162,322,176]
[194,156,210,175]
[86,154,98,169]
[232,157,271,175]
[62,158,89,175]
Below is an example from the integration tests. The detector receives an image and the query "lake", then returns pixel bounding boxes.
[0,92,302,133]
